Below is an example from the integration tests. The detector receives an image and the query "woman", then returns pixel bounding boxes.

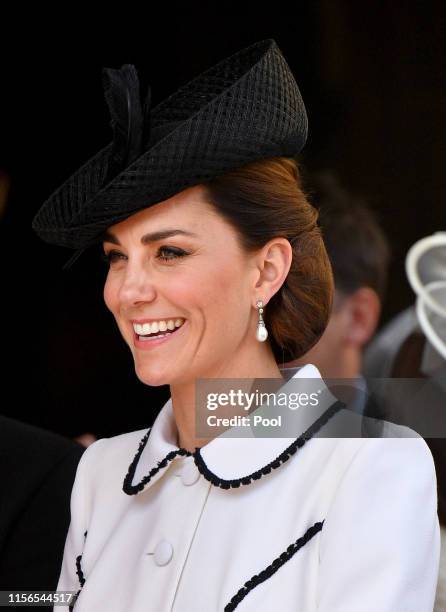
[32,39,440,611]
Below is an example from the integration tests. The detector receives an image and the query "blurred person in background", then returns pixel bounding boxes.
[0,416,84,611]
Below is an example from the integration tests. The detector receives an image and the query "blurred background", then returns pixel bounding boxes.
[0,1,445,439]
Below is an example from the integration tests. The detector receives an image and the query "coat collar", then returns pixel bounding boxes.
[122,363,345,495]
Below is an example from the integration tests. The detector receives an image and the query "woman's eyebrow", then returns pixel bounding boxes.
[101,228,198,246]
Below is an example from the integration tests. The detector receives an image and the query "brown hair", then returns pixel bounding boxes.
[202,156,334,364]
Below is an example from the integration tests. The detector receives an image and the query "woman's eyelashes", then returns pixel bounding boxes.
[100,246,189,266]
[100,250,123,266]
[156,246,189,261]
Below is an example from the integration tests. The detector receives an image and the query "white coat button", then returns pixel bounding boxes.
[181,460,201,486]
[153,540,174,566]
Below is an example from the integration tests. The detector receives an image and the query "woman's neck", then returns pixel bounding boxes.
[170,346,284,453]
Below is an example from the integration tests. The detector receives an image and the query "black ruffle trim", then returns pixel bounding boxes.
[122,429,192,495]
[193,399,345,489]
[123,399,345,494]
[224,520,325,611]
[69,530,88,611]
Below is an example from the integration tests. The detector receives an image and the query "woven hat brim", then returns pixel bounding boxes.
[32,39,308,252]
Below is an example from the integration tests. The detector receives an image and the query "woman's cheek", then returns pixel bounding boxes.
[103,278,117,314]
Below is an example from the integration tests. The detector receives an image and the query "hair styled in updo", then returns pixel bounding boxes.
[202,156,334,365]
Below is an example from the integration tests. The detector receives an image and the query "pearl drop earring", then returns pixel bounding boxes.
[256,300,268,342]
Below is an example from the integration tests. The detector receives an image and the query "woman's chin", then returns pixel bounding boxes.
[135,364,172,387]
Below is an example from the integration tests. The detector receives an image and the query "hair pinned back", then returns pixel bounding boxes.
[202,156,334,364]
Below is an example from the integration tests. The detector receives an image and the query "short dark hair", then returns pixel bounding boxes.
[303,171,391,303]
[202,157,334,364]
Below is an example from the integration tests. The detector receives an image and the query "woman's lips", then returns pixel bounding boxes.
[132,320,187,350]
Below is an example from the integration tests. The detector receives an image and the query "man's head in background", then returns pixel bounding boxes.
[283,171,390,378]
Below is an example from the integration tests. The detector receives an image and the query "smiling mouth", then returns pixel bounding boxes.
[132,319,186,343]
[136,327,180,341]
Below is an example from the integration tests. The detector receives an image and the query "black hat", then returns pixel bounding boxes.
[31,39,308,270]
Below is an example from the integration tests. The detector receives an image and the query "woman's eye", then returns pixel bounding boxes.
[100,250,126,266]
[100,246,187,267]
[157,246,188,261]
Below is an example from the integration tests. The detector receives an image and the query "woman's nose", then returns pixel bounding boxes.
[118,267,157,306]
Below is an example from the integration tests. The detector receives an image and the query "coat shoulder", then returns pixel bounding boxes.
[74,427,150,491]
[98,427,150,456]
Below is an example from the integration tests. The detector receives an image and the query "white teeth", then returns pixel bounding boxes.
[139,333,169,342]
[133,318,185,336]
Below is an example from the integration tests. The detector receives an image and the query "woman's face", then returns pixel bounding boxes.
[102,184,261,387]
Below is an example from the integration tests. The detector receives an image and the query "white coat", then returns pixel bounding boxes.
[55,364,440,611]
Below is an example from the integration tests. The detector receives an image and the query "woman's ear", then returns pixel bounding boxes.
[253,238,293,304]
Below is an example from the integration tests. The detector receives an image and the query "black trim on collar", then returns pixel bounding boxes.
[123,400,345,495]
[123,436,192,495]
[224,520,324,611]
[193,400,345,489]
